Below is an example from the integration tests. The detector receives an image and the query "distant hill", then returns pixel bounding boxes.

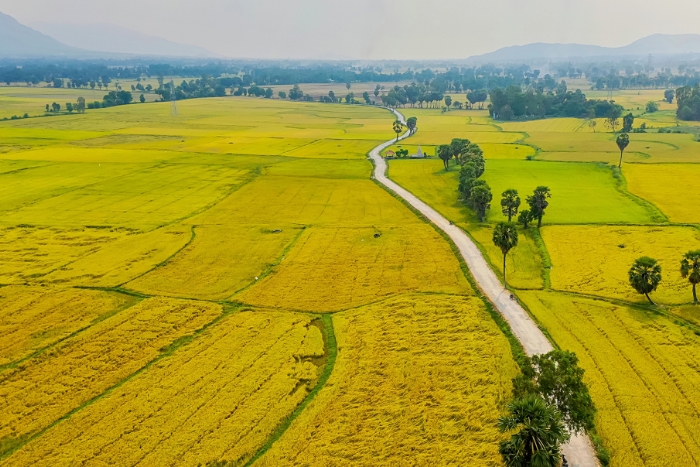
[32,22,217,58]
[0,11,82,57]
[469,34,700,63]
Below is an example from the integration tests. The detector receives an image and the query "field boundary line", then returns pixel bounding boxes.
[610,165,669,223]
[118,225,197,288]
[371,107,599,467]
[242,314,338,467]
[0,302,238,461]
[0,291,143,373]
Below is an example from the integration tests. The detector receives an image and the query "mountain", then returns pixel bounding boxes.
[32,22,217,58]
[469,34,700,63]
[0,11,83,57]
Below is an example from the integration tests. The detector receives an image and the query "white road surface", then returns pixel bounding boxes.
[370,109,598,467]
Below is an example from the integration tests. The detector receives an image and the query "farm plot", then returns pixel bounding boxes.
[520,290,700,467]
[624,163,700,223]
[3,310,325,467]
[542,225,700,305]
[0,162,251,228]
[40,225,191,287]
[0,226,133,284]
[481,160,660,224]
[236,225,472,312]
[192,176,418,226]
[0,286,135,367]
[128,225,302,300]
[409,130,524,145]
[0,297,221,454]
[253,295,519,467]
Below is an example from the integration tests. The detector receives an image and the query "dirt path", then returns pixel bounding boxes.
[371,109,598,467]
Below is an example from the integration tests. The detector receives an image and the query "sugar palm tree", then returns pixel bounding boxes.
[392,120,404,142]
[629,256,662,305]
[493,222,519,288]
[681,250,700,304]
[498,395,569,467]
[616,133,630,168]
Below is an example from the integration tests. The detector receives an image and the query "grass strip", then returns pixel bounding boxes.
[242,313,338,467]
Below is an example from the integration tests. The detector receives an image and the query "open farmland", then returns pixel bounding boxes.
[385,92,700,467]
[0,95,518,465]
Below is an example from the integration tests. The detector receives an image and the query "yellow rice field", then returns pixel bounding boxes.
[542,225,700,305]
[253,294,518,467]
[0,286,135,366]
[4,310,325,467]
[520,290,700,467]
[624,163,700,223]
[0,96,518,465]
[0,297,222,451]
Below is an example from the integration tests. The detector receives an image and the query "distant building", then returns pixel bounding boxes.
[410,146,425,158]
[385,150,395,159]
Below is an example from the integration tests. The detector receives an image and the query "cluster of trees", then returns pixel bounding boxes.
[497,350,601,467]
[488,84,624,120]
[628,251,700,305]
[675,84,700,121]
[44,97,86,114]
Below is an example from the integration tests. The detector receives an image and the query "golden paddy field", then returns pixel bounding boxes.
[0,94,518,466]
[3,83,700,467]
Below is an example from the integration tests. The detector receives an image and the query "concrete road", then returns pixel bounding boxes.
[370,109,598,467]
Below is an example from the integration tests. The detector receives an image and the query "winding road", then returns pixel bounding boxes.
[370,109,598,467]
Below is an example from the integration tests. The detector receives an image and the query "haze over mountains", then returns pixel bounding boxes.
[0,11,215,58]
[31,22,216,58]
[2,9,700,62]
[469,34,700,63]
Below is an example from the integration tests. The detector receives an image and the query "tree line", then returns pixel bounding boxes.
[488,83,624,120]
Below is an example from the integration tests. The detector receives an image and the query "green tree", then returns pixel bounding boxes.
[664,89,674,104]
[588,119,597,133]
[76,96,86,113]
[264,88,273,99]
[374,84,380,97]
[604,106,622,132]
[437,144,452,170]
[501,189,520,222]
[646,101,659,113]
[346,82,351,92]
[406,116,417,135]
[458,162,478,197]
[518,209,532,229]
[498,395,569,467]
[492,222,518,288]
[392,120,404,142]
[288,84,303,100]
[513,350,596,434]
[526,186,551,228]
[681,250,700,303]
[444,95,452,110]
[616,133,630,168]
[622,112,635,132]
[629,256,662,305]
[278,91,287,99]
[470,184,492,222]
[139,94,146,103]
[362,91,371,104]
[65,102,73,113]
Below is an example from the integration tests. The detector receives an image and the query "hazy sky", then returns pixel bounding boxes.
[2,0,700,59]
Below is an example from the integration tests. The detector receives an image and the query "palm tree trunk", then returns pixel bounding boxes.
[694,283,697,304]
[619,150,623,168]
[645,292,655,305]
[503,254,507,288]
[537,216,542,228]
